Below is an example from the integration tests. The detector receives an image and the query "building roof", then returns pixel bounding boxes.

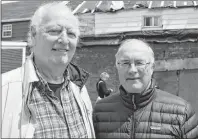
[2,1,198,22]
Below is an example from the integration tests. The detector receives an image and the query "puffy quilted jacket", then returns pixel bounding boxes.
[93,80,198,139]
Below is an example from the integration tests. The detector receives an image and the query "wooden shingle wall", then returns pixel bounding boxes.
[95,7,198,35]
[1,49,23,73]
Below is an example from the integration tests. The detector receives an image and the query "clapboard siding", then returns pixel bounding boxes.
[78,13,95,36]
[1,49,23,73]
[95,7,198,35]
[1,21,30,41]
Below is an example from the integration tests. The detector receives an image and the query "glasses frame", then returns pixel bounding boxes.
[117,61,151,70]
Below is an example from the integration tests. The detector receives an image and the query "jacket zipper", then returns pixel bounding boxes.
[130,95,136,139]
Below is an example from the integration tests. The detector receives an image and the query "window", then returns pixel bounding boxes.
[2,24,12,38]
[143,16,161,27]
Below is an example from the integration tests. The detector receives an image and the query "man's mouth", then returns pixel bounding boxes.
[52,48,68,52]
[126,77,140,81]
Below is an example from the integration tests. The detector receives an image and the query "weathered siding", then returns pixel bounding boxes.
[78,13,95,36]
[95,7,198,34]
[1,49,23,73]
[179,69,198,115]
[1,21,30,41]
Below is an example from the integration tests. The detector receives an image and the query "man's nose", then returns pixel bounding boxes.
[58,31,69,44]
[128,63,138,73]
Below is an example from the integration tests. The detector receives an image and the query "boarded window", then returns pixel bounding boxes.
[1,49,22,73]
[2,24,12,38]
[143,16,161,27]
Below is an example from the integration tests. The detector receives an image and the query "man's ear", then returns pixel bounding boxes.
[152,63,155,70]
[31,26,37,47]
[31,26,36,37]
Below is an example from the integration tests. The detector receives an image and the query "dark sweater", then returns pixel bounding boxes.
[96,79,111,98]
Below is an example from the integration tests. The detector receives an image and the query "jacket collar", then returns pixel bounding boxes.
[68,62,89,89]
[120,79,156,110]
[21,54,89,115]
[22,54,89,91]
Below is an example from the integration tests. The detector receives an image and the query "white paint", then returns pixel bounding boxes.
[1,1,19,4]
[149,1,153,9]
[173,1,176,7]
[160,1,164,7]
[96,1,103,8]
[2,41,27,48]
[72,1,86,14]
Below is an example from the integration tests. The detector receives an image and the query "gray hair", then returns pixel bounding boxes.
[27,1,80,48]
[115,39,155,66]
[100,72,110,80]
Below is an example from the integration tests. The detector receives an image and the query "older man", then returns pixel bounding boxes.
[93,39,198,138]
[2,2,95,138]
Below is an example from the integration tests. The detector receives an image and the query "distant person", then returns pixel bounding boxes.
[96,72,113,102]
[2,2,95,138]
[93,39,198,138]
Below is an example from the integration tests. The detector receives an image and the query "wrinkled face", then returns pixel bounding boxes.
[116,43,154,93]
[32,9,79,67]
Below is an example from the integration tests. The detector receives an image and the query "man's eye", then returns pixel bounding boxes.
[67,32,76,38]
[122,62,130,66]
[47,30,61,35]
[135,61,145,66]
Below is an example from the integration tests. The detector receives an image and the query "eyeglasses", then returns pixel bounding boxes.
[117,61,150,70]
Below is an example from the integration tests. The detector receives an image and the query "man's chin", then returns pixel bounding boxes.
[51,58,70,65]
[125,84,143,93]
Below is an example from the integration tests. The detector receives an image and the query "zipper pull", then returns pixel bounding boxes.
[131,95,136,110]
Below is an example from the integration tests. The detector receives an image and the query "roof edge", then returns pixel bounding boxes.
[2,18,30,23]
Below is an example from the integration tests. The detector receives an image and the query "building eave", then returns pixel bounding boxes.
[2,18,31,23]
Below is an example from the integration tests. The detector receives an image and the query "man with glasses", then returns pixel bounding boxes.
[93,39,198,138]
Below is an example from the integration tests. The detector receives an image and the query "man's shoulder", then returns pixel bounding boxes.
[94,93,121,111]
[2,67,23,86]
[97,92,120,104]
[155,88,188,107]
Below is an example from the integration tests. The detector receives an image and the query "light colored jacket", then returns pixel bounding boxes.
[2,57,95,138]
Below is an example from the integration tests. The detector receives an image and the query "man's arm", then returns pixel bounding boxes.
[181,103,198,138]
[98,81,111,96]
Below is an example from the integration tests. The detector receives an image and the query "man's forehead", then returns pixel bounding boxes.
[117,42,153,61]
[41,11,78,28]
[118,51,151,61]
[120,41,151,52]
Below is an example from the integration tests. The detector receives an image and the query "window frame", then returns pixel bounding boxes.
[2,24,12,38]
[142,16,162,28]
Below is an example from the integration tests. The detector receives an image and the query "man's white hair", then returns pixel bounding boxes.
[27,1,80,48]
[115,39,155,67]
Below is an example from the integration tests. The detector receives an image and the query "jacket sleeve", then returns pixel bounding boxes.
[81,85,93,114]
[181,103,198,139]
[80,85,96,138]
[98,81,111,96]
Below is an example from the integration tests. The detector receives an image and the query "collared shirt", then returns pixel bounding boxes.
[28,64,88,138]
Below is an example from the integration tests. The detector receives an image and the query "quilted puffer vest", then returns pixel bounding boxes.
[93,80,198,139]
